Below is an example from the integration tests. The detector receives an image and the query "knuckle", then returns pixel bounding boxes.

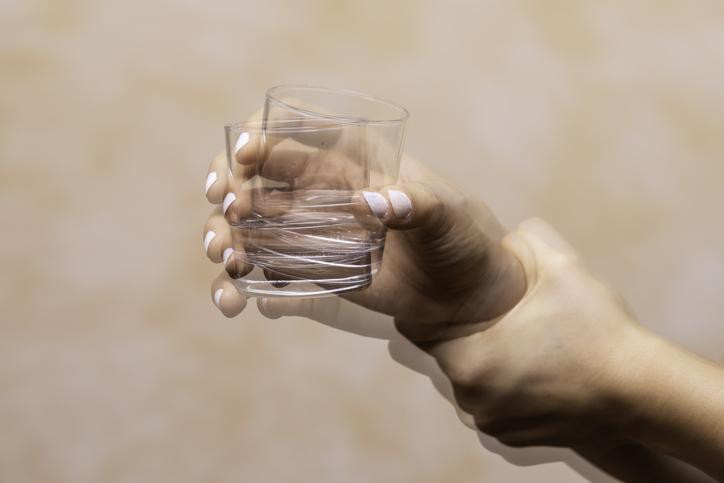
[473,411,509,437]
[452,384,481,414]
[474,416,497,435]
[443,358,481,389]
[224,207,241,225]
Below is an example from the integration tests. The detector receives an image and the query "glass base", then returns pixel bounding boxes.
[231,266,373,298]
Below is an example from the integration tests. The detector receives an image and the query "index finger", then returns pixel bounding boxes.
[205,151,229,204]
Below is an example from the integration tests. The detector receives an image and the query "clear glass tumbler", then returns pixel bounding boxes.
[224,86,408,297]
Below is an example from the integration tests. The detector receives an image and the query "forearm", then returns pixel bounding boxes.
[623,336,724,480]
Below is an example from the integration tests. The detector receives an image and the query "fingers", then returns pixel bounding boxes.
[225,228,254,279]
[257,297,314,319]
[203,207,232,263]
[205,152,229,204]
[256,296,340,321]
[232,123,323,179]
[248,130,364,189]
[232,127,264,168]
[224,128,260,225]
[258,138,314,183]
[203,208,253,278]
[204,143,260,209]
[474,415,565,447]
[264,97,344,149]
[355,181,454,235]
[226,135,315,224]
[210,271,248,317]
[282,123,343,150]
[250,187,293,219]
[222,174,254,225]
[228,109,266,175]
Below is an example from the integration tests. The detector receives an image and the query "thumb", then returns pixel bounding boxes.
[358,182,453,234]
[358,181,528,326]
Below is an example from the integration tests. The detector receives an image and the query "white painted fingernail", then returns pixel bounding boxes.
[388,190,412,219]
[203,231,216,253]
[234,132,250,155]
[223,247,234,265]
[205,171,218,195]
[214,288,224,307]
[223,192,236,214]
[362,191,388,218]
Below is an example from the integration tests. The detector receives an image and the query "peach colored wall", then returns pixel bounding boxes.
[2,1,724,481]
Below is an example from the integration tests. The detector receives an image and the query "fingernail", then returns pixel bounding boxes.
[203,231,216,253]
[222,247,234,265]
[234,132,250,155]
[223,192,236,214]
[213,288,224,307]
[205,171,218,195]
[388,190,412,219]
[362,191,388,218]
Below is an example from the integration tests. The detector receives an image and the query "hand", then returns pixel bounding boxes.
[424,218,660,448]
[203,125,526,331]
[203,126,724,478]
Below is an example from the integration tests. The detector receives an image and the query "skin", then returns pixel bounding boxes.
[203,130,724,480]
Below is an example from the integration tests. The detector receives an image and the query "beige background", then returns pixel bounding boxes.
[3,1,724,482]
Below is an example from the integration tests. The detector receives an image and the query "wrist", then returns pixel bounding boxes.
[599,324,667,440]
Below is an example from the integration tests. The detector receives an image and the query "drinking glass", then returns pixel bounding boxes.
[224,86,408,297]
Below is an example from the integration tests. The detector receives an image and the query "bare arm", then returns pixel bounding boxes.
[620,338,724,481]
[204,141,724,479]
[411,219,724,481]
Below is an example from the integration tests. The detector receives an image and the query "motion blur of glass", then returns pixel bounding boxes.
[223,86,409,297]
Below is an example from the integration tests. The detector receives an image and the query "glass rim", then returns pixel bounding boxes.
[265,84,410,125]
[224,119,355,134]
